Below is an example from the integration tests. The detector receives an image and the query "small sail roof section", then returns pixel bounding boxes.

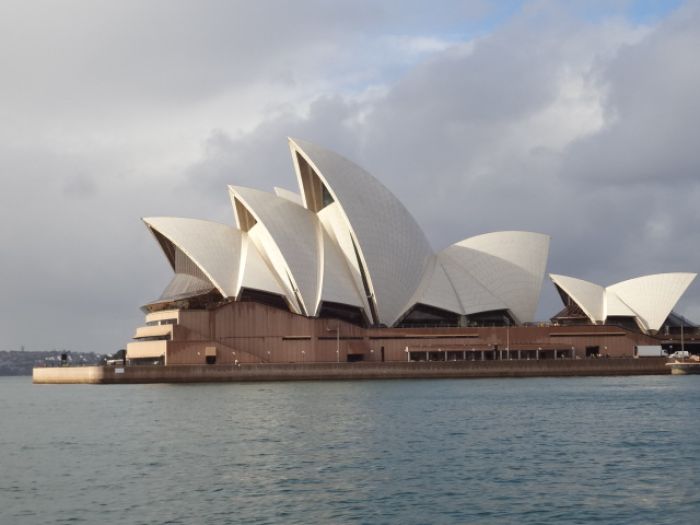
[603,290,636,317]
[549,274,605,323]
[607,273,697,332]
[229,186,321,316]
[273,187,303,206]
[237,232,286,297]
[317,201,373,315]
[319,227,366,311]
[289,137,433,326]
[159,273,214,300]
[441,232,550,323]
[410,256,464,315]
[438,252,507,315]
[143,217,242,298]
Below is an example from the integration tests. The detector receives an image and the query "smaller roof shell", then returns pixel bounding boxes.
[550,274,605,323]
[273,187,303,206]
[438,232,550,323]
[143,217,242,298]
[230,186,322,316]
[230,186,366,317]
[550,272,697,333]
[607,273,696,332]
[237,233,286,297]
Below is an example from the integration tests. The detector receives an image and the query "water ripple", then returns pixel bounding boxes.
[1,375,699,524]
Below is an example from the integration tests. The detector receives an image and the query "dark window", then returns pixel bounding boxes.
[585,346,599,357]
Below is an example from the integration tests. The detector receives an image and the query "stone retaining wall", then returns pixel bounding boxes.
[33,358,669,384]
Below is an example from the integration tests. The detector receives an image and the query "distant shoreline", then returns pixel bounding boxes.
[1,350,103,376]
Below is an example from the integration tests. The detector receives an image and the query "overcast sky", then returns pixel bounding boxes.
[1,0,698,353]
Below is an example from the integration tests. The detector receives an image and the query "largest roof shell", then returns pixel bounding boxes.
[289,137,433,326]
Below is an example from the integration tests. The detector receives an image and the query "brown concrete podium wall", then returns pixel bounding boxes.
[33,358,669,384]
[130,302,664,366]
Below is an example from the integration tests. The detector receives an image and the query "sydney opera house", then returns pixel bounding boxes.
[126,139,697,365]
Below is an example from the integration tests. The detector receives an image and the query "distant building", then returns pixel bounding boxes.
[127,139,696,365]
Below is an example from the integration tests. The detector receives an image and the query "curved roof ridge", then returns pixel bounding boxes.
[289,137,433,326]
[318,226,366,312]
[444,231,550,323]
[454,231,551,272]
[409,255,465,316]
[229,185,321,316]
[549,273,605,323]
[143,215,234,228]
[606,272,697,332]
[237,232,286,297]
[438,250,508,317]
[607,271,698,288]
[143,216,242,298]
[273,186,303,206]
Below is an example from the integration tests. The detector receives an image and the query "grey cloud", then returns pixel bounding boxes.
[182,4,700,322]
[562,5,700,186]
[0,0,500,123]
[62,173,97,198]
[2,1,699,353]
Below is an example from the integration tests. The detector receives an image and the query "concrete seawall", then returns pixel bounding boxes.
[33,358,669,384]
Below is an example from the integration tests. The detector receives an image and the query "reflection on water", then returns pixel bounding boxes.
[1,376,699,524]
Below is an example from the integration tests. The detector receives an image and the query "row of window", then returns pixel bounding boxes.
[145,318,177,327]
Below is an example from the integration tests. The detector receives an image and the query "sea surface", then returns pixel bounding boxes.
[1,375,699,525]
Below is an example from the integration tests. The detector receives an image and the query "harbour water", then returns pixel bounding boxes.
[1,375,699,524]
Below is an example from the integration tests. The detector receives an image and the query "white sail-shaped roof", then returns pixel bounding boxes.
[438,232,550,323]
[603,289,636,318]
[143,139,556,328]
[551,272,697,333]
[230,186,321,316]
[438,252,507,315]
[550,274,605,322]
[237,233,286,297]
[273,187,303,206]
[319,227,366,310]
[144,217,242,298]
[289,137,433,326]
[230,185,366,316]
[412,256,464,315]
[607,273,696,332]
